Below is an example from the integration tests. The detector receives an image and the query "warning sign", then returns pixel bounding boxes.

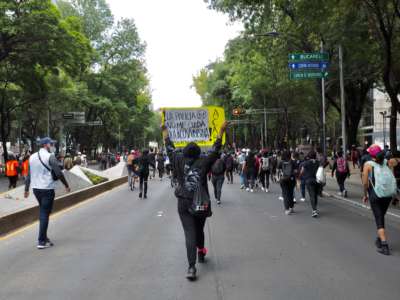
[162,106,226,147]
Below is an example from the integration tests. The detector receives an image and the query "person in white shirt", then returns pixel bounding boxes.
[24,137,70,249]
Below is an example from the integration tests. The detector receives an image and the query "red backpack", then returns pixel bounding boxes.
[337,158,347,173]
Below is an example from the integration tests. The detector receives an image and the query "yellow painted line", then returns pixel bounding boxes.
[0,185,124,241]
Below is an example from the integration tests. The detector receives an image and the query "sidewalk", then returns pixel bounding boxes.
[323,165,400,216]
[0,162,127,219]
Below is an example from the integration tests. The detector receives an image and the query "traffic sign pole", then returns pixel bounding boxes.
[321,41,327,157]
[339,45,346,156]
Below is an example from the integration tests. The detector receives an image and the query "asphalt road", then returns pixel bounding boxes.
[1,176,400,300]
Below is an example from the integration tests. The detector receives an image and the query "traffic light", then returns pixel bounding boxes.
[232,107,245,116]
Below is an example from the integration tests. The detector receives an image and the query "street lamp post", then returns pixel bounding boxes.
[380,111,388,147]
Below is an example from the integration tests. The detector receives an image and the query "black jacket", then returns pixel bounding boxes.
[133,155,155,175]
[165,137,222,199]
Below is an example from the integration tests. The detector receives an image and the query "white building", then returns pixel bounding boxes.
[371,89,400,148]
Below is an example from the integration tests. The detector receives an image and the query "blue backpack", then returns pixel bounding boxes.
[368,160,397,198]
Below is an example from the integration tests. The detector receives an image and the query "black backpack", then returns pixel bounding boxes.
[211,159,225,175]
[281,161,294,182]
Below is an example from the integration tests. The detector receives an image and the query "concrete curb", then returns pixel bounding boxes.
[323,191,400,219]
[0,176,128,237]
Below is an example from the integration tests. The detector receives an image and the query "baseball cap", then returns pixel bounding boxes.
[39,137,55,145]
[367,144,382,158]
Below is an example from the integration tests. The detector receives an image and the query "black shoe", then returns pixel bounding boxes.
[144,195,147,199]
[378,243,390,256]
[139,193,142,198]
[198,248,207,263]
[216,200,221,205]
[186,266,197,281]
[375,237,382,249]
[37,239,54,250]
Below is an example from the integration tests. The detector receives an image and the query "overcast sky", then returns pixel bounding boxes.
[106,0,242,109]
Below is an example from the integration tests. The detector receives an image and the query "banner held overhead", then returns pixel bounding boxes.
[161,106,225,147]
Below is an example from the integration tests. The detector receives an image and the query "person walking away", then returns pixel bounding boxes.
[238,150,247,189]
[126,150,135,190]
[156,152,165,180]
[362,144,398,255]
[331,151,350,197]
[298,154,307,202]
[224,152,234,184]
[148,149,156,179]
[244,150,256,192]
[270,153,278,183]
[299,151,320,217]
[278,151,297,215]
[24,137,70,249]
[6,154,19,190]
[211,156,226,205]
[162,121,227,281]
[133,150,155,199]
[259,152,271,193]
[351,146,360,169]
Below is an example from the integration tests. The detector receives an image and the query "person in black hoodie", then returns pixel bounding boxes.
[162,121,228,281]
[133,149,155,199]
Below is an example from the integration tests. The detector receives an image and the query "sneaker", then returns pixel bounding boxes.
[216,200,221,205]
[250,189,254,193]
[139,193,142,198]
[343,190,348,198]
[378,242,390,256]
[240,185,245,190]
[37,240,54,250]
[285,210,291,215]
[293,198,297,203]
[246,188,250,192]
[337,192,343,197]
[198,248,207,263]
[265,188,269,193]
[261,187,265,191]
[312,210,319,218]
[279,196,284,201]
[144,195,147,199]
[300,198,306,202]
[375,237,382,249]
[186,266,197,281]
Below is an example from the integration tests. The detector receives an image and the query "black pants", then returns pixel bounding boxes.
[226,169,233,183]
[369,189,392,229]
[139,173,148,196]
[306,181,319,211]
[260,170,270,189]
[281,179,295,210]
[158,168,164,179]
[336,172,347,193]
[33,189,55,244]
[212,175,225,201]
[178,198,207,267]
[8,176,18,189]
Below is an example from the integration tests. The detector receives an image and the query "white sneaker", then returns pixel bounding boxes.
[265,189,269,193]
[261,187,265,191]
[337,192,343,197]
[312,210,319,218]
[250,189,254,193]
[240,185,245,189]
[300,198,306,202]
[293,198,297,203]
[246,188,250,192]
[279,196,284,201]
[285,210,292,215]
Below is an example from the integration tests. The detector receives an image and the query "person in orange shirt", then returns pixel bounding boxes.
[21,151,31,181]
[6,154,19,189]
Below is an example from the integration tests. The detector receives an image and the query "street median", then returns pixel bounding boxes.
[0,176,128,237]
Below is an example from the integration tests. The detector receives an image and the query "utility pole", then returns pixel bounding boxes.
[339,45,346,156]
[263,94,267,148]
[321,41,327,157]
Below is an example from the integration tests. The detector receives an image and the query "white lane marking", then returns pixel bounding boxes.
[323,192,400,219]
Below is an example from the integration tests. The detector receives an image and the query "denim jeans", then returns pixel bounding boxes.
[212,175,225,200]
[33,189,55,244]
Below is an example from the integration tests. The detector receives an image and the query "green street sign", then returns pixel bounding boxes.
[288,52,329,62]
[289,70,328,80]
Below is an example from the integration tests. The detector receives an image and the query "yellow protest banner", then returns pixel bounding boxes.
[161,106,226,147]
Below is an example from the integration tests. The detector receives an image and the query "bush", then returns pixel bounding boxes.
[82,169,108,185]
